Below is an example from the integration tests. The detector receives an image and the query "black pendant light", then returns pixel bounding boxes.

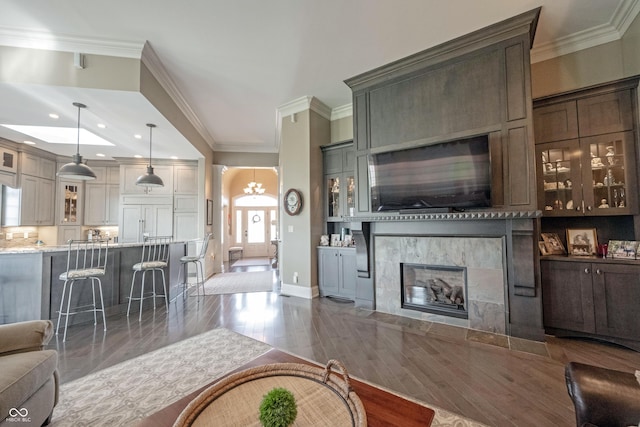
[57,102,97,180]
[135,123,164,187]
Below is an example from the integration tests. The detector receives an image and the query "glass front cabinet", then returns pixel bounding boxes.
[536,132,636,216]
[322,141,355,221]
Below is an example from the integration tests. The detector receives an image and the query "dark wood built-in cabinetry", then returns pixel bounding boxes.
[317,246,356,300]
[535,76,640,350]
[541,258,640,351]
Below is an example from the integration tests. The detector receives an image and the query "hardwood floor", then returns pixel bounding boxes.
[48,260,640,426]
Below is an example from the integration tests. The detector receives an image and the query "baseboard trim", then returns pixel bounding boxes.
[280,283,318,299]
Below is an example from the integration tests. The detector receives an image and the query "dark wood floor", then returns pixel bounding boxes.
[47,260,640,426]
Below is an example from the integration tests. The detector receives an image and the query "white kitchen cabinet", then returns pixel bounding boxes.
[120,204,173,243]
[174,164,198,194]
[85,183,120,225]
[120,164,173,195]
[174,211,198,241]
[21,152,55,179]
[2,175,55,226]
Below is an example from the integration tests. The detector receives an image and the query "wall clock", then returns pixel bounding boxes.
[284,188,303,215]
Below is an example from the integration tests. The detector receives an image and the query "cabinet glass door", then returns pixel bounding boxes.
[537,141,581,215]
[345,175,355,217]
[583,132,633,214]
[327,175,340,218]
[63,184,79,223]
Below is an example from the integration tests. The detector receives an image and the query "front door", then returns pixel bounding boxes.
[233,195,278,258]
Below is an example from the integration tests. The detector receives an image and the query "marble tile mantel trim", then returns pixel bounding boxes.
[345,210,541,222]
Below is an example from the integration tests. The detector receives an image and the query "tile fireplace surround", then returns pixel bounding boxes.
[375,235,506,334]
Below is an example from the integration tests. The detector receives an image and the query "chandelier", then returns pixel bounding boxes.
[244,169,265,195]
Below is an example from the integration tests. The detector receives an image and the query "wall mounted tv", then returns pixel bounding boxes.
[369,135,491,212]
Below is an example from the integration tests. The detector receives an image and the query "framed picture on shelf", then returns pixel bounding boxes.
[330,234,341,247]
[607,240,638,259]
[541,233,565,255]
[566,228,597,256]
[538,241,549,256]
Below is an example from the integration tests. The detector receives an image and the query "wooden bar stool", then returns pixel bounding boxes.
[56,239,109,342]
[127,235,172,321]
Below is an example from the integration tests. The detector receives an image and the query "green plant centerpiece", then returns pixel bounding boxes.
[259,387,298,427]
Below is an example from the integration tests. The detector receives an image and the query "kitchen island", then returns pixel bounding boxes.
[0,241,187,325]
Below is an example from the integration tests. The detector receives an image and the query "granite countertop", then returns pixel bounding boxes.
[0,241,182,255]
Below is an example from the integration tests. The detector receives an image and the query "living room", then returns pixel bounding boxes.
[1,1,640,425]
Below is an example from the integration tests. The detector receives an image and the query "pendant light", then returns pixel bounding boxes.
[57,102,97,180]
[243,169,265,195]
[135,123,164,187]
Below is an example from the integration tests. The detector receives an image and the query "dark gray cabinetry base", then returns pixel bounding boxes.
[318,247,356,301]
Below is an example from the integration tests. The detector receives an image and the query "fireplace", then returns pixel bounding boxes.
[401,263,468,319]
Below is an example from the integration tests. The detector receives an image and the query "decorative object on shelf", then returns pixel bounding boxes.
[566,228,598,256]
[607,240,638,259]
[538,241,549,256]
[259,387,297,427]
[284,188,302,216]
[598,199,609,208]
[606,145,616,165]
[343,234,353,247]
[57,102,97,181]
[320,235,329,246]
[330,234,341,247]
[244,169,265,195]
[135,123,164,187]
[541,232,566,255]
[597,243,608,258]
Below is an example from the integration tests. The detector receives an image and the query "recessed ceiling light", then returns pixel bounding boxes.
[96,153,106,157]
[134,134,142,139]
[97,123,106,129]
[134,154,143,158]
[170,155,178,160]
[23,140,36,145]
[49,113,59,119]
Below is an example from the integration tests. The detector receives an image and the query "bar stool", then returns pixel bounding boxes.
[178,233,212,298]
[56,239,109,342]
[127,235,172,321]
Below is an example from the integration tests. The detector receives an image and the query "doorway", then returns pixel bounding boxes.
[233,195,278,258]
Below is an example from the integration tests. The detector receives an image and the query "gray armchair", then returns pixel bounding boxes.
[0,320,59,426]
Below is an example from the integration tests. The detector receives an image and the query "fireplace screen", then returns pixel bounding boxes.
[401,263,468,319]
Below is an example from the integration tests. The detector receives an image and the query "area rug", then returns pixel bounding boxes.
[231,257,271,267]
[51,328,271,426]
[201,270,274,295]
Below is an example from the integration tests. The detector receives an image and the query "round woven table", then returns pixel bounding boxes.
[173,360,367,427]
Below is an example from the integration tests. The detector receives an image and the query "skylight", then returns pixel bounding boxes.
[0,124,114,146]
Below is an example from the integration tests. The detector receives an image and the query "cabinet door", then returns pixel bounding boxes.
[339,249,357,299]
[37,178,55,225]
[577,90,634,137]
[326,174,342,220]
[581,132,636,215]
[592,263,640,340]
[59,181,83,225]
[174,165,197,194]
[85,184,107,225]
[174,211,198,241]
[120,205,143,243]
[541,260,595,333]
[536,141,582,215]
[318,249,339,296]
[533,101,579,144]
[20,175,38,225]
[120,165,173,195]
[144,205,173,237]
[106,184,120,225]
[324,149,343,174]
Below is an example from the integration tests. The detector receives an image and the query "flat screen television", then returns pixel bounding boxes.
[369,135,491,211]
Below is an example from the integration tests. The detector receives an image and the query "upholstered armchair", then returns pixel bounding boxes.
[565,361,640,427]
[0,320,59,426]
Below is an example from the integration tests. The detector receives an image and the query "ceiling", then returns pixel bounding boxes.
[0,0,638,161]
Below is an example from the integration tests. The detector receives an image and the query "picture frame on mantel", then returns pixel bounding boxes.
[541,232,565,255]
[566,228,597,256]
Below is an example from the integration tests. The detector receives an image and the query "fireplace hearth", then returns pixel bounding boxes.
[401,263,468,319]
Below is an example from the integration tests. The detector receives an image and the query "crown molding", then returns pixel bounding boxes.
[140,42,216,150]
[277,96,331,120]
[331,104,353,120]
[531,0,640,63]
[0,26,144,58]
[212,141,279,153]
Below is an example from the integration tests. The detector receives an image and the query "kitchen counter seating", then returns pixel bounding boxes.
[0,240,187,326]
